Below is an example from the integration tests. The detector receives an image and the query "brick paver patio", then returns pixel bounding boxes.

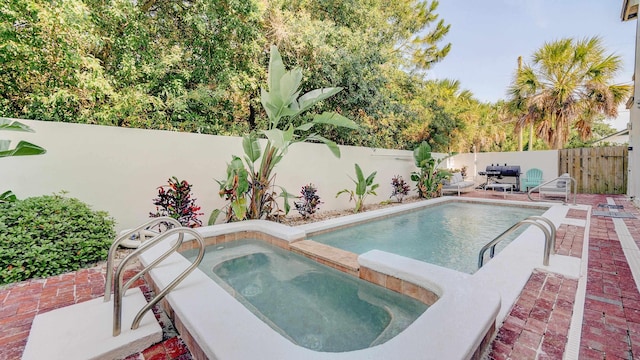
[0,192,638,359]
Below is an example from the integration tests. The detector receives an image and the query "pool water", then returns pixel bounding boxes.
[182,239,428,352]
[310,202,545,274]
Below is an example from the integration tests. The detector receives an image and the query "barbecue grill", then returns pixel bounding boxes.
[478,164,521,191]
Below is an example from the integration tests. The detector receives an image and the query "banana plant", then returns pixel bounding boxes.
[211,46,358,223]
[0,118,46,157]
[336,163,379,213]
[410,141,451,199]
[1,118,46,202]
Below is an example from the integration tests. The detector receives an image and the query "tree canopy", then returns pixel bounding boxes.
[508,37,631,150]
[1,1,624,152]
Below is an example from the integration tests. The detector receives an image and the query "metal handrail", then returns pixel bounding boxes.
[104,217,182,302]
[525,216,556,253]
[106,224,205,336]
[478,216,555,268]
[527,175,577,205]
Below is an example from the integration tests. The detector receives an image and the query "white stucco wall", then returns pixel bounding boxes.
[5,119,559,231]
[447,150,559,187]
[4,120,417,231]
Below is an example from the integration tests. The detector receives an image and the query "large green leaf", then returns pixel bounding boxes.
[267,45,286,97]
[208,209,221,225]
[236,168,250,195]
[355,180,366,196]
[354,163,365,182]
[228,156,245,173]
[312,112,359,129]
[295,122,315,132]
[365,171,378,186]
[291,88,343,117]
[277,186,294,215]
[413,141,433,168]
[231,198,247,220]
[0,118,34,132]
[262,126,295,152]
[306,134,341,157]
[242,135,261,163]
[279,69,302,104]
[0,141,46,157]
[260,89,277,122]
[222,156,250,195]
[0,190,17,203]
[262,129,286,150]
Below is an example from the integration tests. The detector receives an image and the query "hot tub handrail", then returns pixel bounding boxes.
[527,175,577,205]
[104,217,182,302]
[478,216,554,268]
[110,226,205,336]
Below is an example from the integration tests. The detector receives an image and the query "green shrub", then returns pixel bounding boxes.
[0,194,115,285]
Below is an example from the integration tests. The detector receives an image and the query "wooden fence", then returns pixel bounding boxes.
[558,146,628,194]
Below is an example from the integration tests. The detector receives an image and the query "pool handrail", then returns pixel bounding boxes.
[105,221,205,336]
[527,174,577,205]
[104,217,182,302]
[478,216,554,268]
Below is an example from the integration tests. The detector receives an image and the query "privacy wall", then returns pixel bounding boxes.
[6,120,558,231]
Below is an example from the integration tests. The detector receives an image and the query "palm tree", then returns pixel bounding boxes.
[509,37,631,149]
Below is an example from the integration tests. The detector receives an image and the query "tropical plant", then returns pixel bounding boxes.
[0,193,115,285]
[0,118,46,202]
[410,141,450,198]
[390,175,410,203]
[336,164,379,213]
[509,37,632,149]
[294,183,322,218]
[211,45,358,224]
[150,177,203,228]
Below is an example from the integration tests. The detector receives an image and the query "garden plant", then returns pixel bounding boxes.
[411,141,451,198]
[150,176,203,228]
[294,183,322,218]
[0,193,115,285]
[390,175,411,203]
[0,118,46,202]
[336,163,379,213]
[211,45,358,223]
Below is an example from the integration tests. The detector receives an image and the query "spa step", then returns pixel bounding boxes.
[22,287,162,360]
[290,240,359,275]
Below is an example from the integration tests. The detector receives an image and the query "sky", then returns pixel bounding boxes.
[426,0,636,131]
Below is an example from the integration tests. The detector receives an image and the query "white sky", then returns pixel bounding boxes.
[427,0,636,131]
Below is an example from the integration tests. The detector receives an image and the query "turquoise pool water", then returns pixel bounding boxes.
[310,202,545,274]
[182,239,428,352]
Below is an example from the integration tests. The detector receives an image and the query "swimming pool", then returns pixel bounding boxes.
[182,239,428,352]
[139,198,579,359]
[308,202,545,273]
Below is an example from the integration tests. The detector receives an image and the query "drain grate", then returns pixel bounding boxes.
[597,204,624,209]
[593,211,636,219]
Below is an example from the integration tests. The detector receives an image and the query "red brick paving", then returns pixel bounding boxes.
[555,224,584,258]
[0,264,190,360]
[486,270,578,359]
[1,192,640,360]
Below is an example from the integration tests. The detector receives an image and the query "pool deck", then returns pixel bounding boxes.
[0,191,638,359]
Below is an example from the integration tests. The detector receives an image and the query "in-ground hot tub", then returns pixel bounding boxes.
[181,239,428,352]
